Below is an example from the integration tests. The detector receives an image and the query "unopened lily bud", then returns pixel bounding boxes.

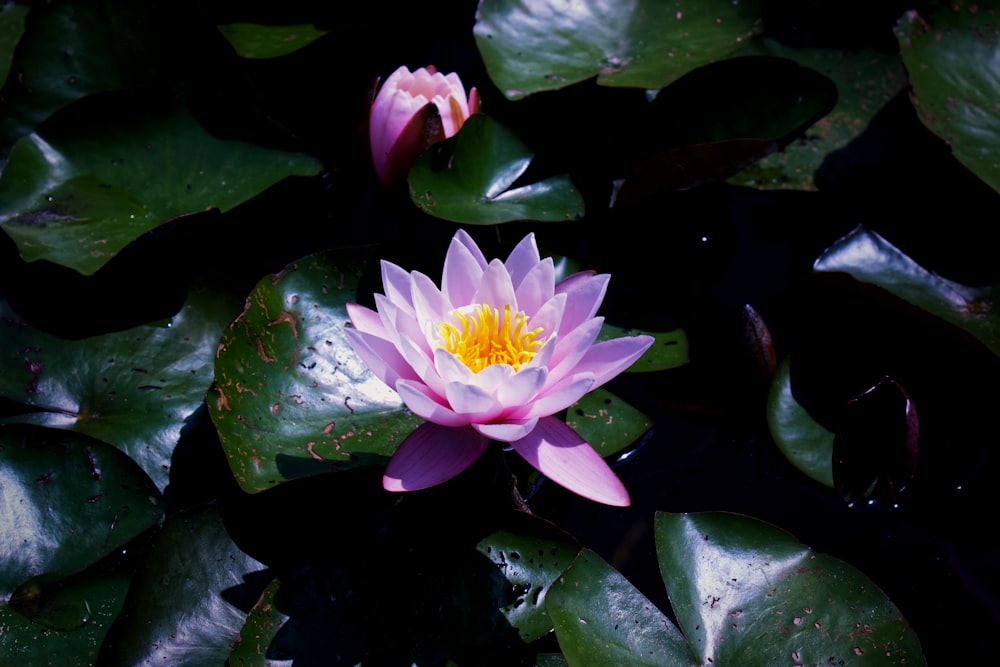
[368,65,480,187]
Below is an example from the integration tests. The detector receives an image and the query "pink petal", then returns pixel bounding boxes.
[520,373,595,420]
[472,259,517,309]
[544,317,604,383]
[473,417,539,442]
[433,347,478,385]
[397,379,469,427]
[572,335,654,388]
[510,416,629,506]
[514,257,555,315]
[496,365,547,406]
[504,233,541,289]
[344,328,417,389]
[526,293,566,342]
[442,231,487,306]
[345,302,385,336]
[381,260,416,313]
[374,294,422,351]
[555,271,609,335]
[444,381,502,420]
[411,270,452,326]
[383,423,489,491]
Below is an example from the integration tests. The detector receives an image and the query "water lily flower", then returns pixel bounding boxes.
[345,230,653,506]
[369,65,480,187]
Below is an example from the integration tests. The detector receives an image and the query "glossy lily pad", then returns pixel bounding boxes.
[0,92,321,275]
[476,515,582,642]
[0,282,238,491]
[209,250,422,494]
[408,114,584,224]
[729,39,908,190]
[565,388,652,458]
[474,0,761,99]
[814,226,1000,358]
[217,23,328,59]
[655,511,925,665]
[97,504,268,666]
[766,356,835,488]
[0,570,131,667]
[0,425,162,599]
[546,549,693,666]
[227,576,291,667]
[895,4,1000,194]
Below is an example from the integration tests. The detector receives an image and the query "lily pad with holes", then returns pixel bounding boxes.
[209,250,422,494]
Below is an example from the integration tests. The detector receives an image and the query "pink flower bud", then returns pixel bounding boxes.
[368,65,480,187]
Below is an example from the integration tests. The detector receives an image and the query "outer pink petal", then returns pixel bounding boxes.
[473,417,539,442]
[442,230,487,306]
[510,416,629,506]
[344,328,417,389]
[397,379,469,427]
[554,271,609,335]
[346,302,385,336]
[381,260,416,313]
[544,316,604,383]
[383,423,489,491]
[504,233,541,288]
[571,335,654,389]
[411,270,452,327]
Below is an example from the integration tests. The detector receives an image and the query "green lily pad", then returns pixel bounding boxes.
[0,570,131,667]
[565,388,652,459]
[0,425,162,598]
[0,0,170,158]
[97,504,267,666]
[598,324,689,372]
[655,511,925,665]
[408,114,584,224]
[228,576,292,667]
[813,225,1000,358]
[546,549,694,666]
[895,4,1000,194]
[217,23,328,59]
[729,39,908,190]
[474,0,761,99]
[0,282,239,491]
[615,55,836,200]
[0,92,321,275]
[0,0,29,86]
[209,250,422,494]
[476,514,582,643]
[766,356,835,488]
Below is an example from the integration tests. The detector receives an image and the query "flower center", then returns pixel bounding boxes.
[438,304,543,373]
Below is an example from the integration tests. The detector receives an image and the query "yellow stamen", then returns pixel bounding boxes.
[438,304,543,373]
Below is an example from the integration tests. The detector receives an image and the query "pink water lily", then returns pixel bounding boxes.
[369,65,480,187]
[345,230,653,506]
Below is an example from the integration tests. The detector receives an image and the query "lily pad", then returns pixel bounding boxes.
[0,281,238,491]
[0,570,131,667]
[0,425,162,599]
[0,0,29,86]
[97,504,268,666]
[209,250,422,494]
[546,549,693,666]
[217,23,328,59]
[656,511,925,665]
[228,576,292,667]
[895,4,1000,194]
[0,91,321,275]
[474,0,761,99]
[476,515,582,643]
[766,356,835,488]
[0,0,171,158]
[408,114,584,224]
[729,39,908,190]
[813,226,1000,358]
[598,324,689,372]
[565,388,652,459]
